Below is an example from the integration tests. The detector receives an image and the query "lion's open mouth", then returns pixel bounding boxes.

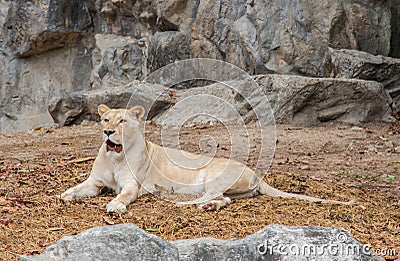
[106,139,123,153]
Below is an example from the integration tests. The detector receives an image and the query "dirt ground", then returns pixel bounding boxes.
[0,120,399,260]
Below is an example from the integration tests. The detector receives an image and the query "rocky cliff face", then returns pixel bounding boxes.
[1,0,399,132]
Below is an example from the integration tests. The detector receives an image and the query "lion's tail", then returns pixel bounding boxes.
[258,181,355,205]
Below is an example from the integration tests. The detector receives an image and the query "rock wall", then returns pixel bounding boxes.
[1,0,400,132]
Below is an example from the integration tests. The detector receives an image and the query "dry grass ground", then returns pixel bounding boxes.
[0,121,399,260]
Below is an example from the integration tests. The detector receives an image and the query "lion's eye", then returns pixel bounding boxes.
[104,118,109,123]
[119,119,127,124]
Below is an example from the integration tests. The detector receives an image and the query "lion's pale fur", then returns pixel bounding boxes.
[61,105,353,212]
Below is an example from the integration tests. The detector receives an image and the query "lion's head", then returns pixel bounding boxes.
[98,104,145,154]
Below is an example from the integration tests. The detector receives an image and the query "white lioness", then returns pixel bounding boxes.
[61,104,353,212]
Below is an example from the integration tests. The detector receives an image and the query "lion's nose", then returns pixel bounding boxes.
[104,130,115,137]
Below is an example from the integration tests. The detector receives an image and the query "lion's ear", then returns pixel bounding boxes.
[98,104,110,116]
[130,106,145,121]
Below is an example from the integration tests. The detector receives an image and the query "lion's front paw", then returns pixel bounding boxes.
[60,188,76,201]
[106,199,127,213]
[199,202,219,211]
[198,197,231,211]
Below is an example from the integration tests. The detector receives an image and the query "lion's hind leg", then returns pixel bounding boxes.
[198,196,232,211]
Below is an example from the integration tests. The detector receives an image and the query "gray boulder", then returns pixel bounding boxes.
[175,224,383,261]
[48,92,89,126]
[83,82,172,121]
[324,48,400,109]
[18,224,179,261]
[19,224,383,261]
[254,75,393,125]
[49,82,172,125]
[154,83,239,127]
[155,75,393,127]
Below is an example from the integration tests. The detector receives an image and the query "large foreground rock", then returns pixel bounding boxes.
[18,224,178,261]
[19,224,383,261]
[174,224,383,261]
